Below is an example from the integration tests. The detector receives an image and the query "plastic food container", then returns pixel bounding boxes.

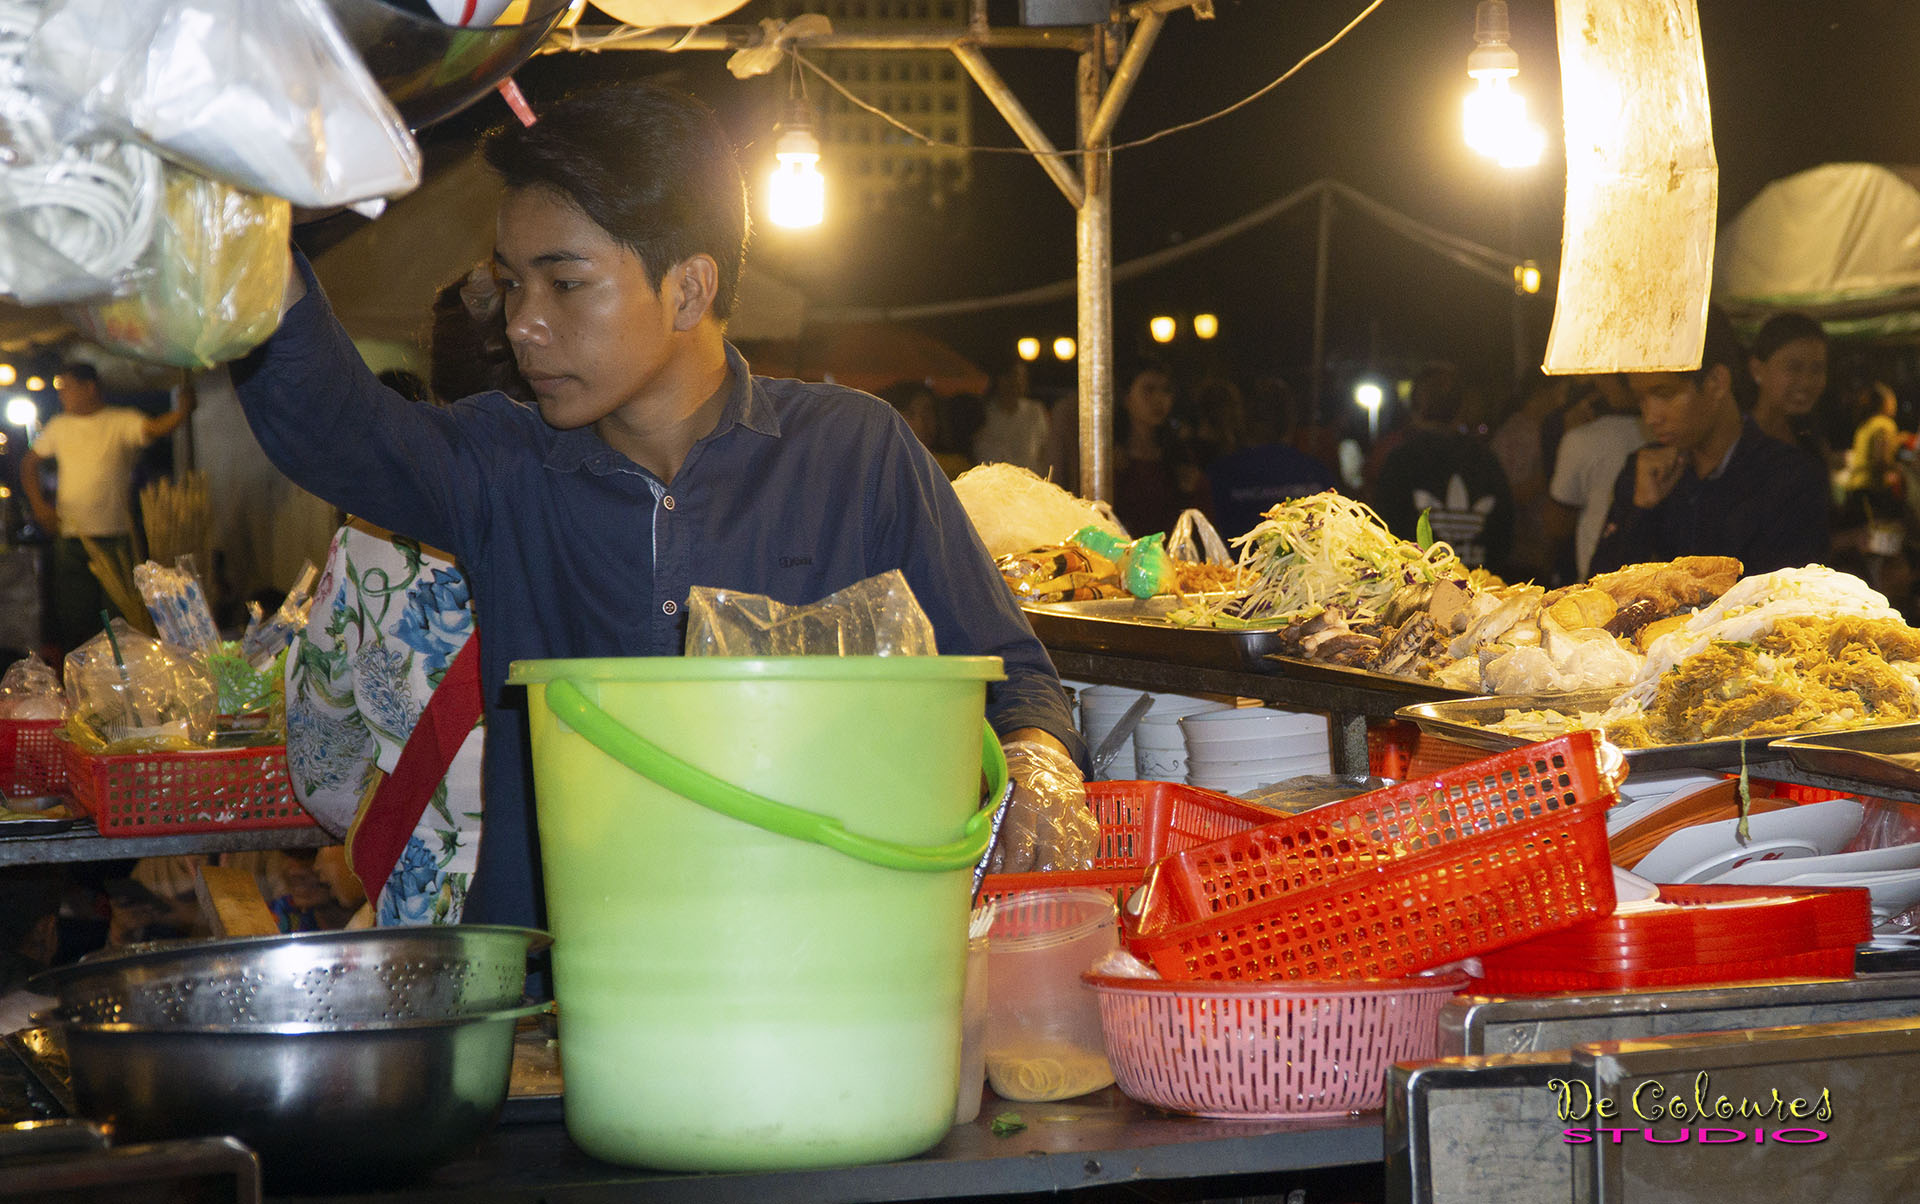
[1086,970,1466,1117]
[954,932,990,1124]
[983,888,1119,1102]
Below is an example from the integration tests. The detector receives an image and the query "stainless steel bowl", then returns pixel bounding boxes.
[320,0,574,131]
[60,1003,545,1189]
[28,926,551,1026]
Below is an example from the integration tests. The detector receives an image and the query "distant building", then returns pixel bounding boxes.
[754,0,974,213]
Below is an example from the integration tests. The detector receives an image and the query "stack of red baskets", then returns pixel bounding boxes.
[977,779,1276,906]
[1474,882,1871,993]
[1121,732,1620,982]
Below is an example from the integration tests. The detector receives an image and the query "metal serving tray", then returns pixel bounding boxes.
[1772,722,1920,794]
[1396,689,1769,773]
[1021,597,1468,700]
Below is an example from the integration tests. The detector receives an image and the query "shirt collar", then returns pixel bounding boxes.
[540,342,779,474]
[1704,419,1754,481]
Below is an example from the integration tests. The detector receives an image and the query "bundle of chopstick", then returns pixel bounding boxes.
[141,470,212,572]
[81,535,153,635]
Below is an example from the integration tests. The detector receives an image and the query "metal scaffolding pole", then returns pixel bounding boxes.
[1076,27,1112,502]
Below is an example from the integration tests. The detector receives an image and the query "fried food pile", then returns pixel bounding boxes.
[1597,567,1920,746]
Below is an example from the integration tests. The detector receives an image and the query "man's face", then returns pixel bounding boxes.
[1627,367,1730,453]
[1751,337,1827,417]
[493,186,679,431]
[56,377,102,416]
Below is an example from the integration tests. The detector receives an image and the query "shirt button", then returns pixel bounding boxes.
[662,599,678,616]
[661,495,676,511]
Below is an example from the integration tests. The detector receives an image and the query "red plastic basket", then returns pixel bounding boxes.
[1124,733,1617,982]
[1,718,66,797]
[977,780,1278,905]
[1086,970,1466,1118]
[59,739,313,835]
[1474,884,1870,993]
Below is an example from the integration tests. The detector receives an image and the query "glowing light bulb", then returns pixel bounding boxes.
[1464,0,1545,169]
[1052,336,1076,361]
[1193,313,1219,340]
[0,364,16,386]
[1016,337,1041,362]
[24,376,44,392]
[1148,315,1176,343]
[767,107,825,229]
[4,396,36,427]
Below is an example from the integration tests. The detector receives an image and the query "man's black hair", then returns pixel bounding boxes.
[483,83,750,321]
[1692,305,1747,384]
[60,362,98,385]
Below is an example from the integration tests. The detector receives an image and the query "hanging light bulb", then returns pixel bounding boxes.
[1464,0,1545,169]
[768,96,825,229]
[1016,337,1041,362]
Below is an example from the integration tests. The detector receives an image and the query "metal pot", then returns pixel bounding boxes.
[59,1004,546,1189]
[28,926,550,1026]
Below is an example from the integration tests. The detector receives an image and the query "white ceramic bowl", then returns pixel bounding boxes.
[1183,708,1328,738]
[1629,799,1866,884]
[1709,840,1920,885]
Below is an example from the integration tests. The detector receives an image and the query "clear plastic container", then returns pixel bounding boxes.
[983,888,1118,1102]
[953,934,989,1124]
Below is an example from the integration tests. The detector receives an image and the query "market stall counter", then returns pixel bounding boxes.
[276,1088,1385,1204]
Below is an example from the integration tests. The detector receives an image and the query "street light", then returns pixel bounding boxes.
[5,395,38,430]
[23,376,43,392]
[1464,0,1545,169]
[1148,315,1176,344]
[1052,336,1076,361]
[1016,337,1041,362]
[1192,313,1219,340]
[1354,380,1384,440]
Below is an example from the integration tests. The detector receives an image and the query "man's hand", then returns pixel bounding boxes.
[988,732,1098,875]
[29,504,58,536]
[1631,446,1685,509]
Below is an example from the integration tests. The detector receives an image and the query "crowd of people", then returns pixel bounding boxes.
[874,308,1917,615]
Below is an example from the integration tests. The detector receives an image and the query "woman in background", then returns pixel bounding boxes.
[1747,312,1831,464]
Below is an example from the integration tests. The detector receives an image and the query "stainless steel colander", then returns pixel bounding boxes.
[27,926,550,1026]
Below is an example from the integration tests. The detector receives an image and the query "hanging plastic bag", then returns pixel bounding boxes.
[25,0,420,209]
[1166,508,1231,565]
[65,161,290,368]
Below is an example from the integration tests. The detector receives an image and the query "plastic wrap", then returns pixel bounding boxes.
[952,463,1126,558]
[240,561,319,668]
[987,740,1098,875]
[683,570,938,657]
[1166,508,1232,566]
[67,161,290,368]
[25,0,420,209]
[0,652,63,719]
[62,619,216,752]
[0,0,161,305]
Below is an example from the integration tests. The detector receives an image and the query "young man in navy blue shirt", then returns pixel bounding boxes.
[236,84,1092,927]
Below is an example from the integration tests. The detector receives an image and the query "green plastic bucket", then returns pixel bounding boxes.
[508,655,1007,1172]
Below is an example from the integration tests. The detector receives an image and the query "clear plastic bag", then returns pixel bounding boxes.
[1166,508,1231,565]
[0,1,163,307]
[66,161,290,368]
[63,619,216,753]
[25,0,420,209]
[0,652,63,719]
[684,570,938,657]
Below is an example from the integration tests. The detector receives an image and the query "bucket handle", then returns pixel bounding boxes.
[543,678,1009,873]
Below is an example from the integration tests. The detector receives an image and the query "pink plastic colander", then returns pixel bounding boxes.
[1083,971,1466,1118]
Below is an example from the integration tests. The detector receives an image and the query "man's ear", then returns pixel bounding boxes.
[1703,362,1735,406]
[667,255,720,332]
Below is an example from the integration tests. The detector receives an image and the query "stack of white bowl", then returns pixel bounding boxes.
[1077,685,1147,781]
[1132,697,1234,781]
[1182,707,1332,795]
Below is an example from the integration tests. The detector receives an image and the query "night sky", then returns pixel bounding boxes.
[445,0,1920,416]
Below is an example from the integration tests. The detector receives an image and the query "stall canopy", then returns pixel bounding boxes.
[1715,162,1920,340]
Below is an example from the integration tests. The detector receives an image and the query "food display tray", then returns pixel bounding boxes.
[1772,723,1920,794]
[1395,689,1770,773]
[1020,597,1467,700]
